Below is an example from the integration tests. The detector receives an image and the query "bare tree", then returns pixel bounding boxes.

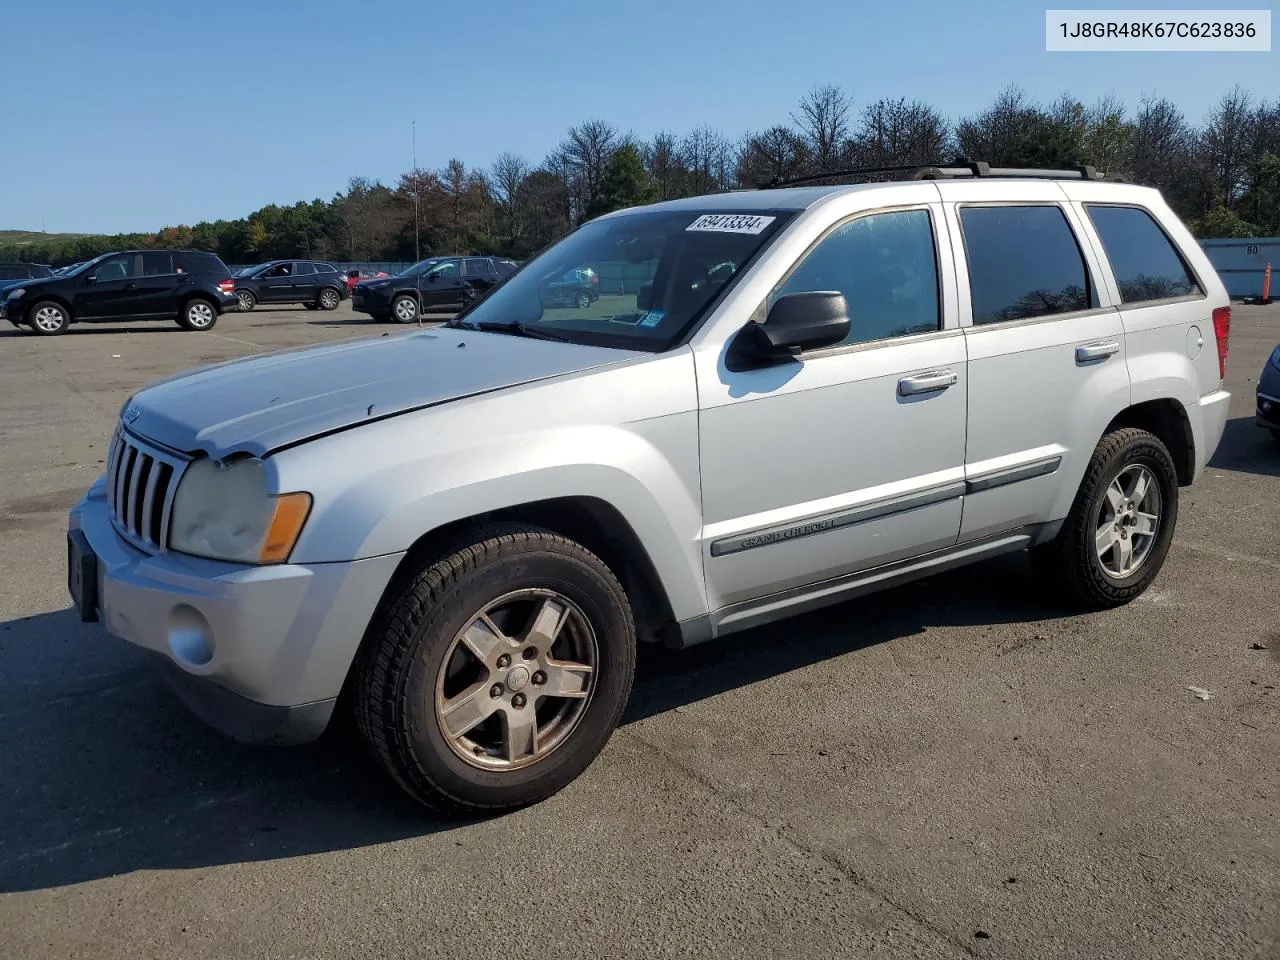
[681,127,732,195]
[1202,86,1257,205]
[490,152,530,248]
[1081,94,1133,176]
[851,98,952,169]
[792,85,851,173]
[735,126,810,187]
[553,120,619,221]
[646,131,688,199]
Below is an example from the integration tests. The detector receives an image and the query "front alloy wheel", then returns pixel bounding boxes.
[392,295,419,323]
[437,589,597,769]
[354,524,635,815]
[28,301,70,335]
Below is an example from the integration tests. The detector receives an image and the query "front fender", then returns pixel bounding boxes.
[271,355,707,621]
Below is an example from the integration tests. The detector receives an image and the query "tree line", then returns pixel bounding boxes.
[4,84,1278,267]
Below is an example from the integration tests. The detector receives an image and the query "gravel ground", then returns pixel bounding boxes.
[1,302,1277,960]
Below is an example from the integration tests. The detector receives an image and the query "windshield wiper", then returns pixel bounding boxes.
[457,319,574,342]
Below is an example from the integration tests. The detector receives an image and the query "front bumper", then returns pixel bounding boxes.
[68,479,404,744]
[351,285,393,315]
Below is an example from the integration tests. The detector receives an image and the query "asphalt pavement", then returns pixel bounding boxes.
[1,302,1277,959]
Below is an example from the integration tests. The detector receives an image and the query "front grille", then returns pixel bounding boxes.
[106,430,186,551]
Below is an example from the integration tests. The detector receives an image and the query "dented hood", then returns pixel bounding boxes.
[123,327,638,458]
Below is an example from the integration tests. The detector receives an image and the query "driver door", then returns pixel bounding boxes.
[77,253,142,320]
[697,202,969,612]
[419,259,464,312]
[258,262,293,302]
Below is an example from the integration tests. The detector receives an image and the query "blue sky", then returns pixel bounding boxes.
[4,0,1275,233]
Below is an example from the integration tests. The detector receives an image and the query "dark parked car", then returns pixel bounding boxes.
[1258,343,1280,446]
[1,249,237,336]
[232,260,349,312]
[0,262,54,293]
[539,266,600,309]
[351,256,517,323]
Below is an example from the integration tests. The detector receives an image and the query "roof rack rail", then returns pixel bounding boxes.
[759,158,1123,190]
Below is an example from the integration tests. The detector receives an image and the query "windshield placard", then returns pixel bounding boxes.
[686,214,776,235]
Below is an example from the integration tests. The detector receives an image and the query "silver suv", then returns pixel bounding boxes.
[68,164,1232,814]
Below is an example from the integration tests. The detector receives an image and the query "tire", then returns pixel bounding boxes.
[236,290,255,312]
[1032,427,1178,610]
[317,287,341,311]
[177,297,218,331]
[353,524,636,815]
[391,294,419,323]
[575,291,592,310]
[27,300,71,336]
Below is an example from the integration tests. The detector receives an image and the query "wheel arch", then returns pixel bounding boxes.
[1104,398,1195,486]
[23,293,76,323]
[180,290,221,315]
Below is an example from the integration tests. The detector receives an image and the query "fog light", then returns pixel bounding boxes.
[168,604,214,667]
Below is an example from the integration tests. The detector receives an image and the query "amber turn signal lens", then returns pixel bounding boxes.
[259,492,312,564]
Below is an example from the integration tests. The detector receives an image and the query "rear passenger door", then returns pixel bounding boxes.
[133,252,183,317]
[290,261,318,301]
[938,182,1129,542]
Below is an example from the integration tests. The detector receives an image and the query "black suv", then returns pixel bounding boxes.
[1,250,237,336]
[231,260,350,313]
[0,262,55,294]
[351,256,517,323]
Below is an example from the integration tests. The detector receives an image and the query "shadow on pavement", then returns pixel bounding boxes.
[0,324,185,338]
[1207,416,1280,478]
[0,551,1061,893]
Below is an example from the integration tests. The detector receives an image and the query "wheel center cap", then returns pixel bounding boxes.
[506,665,531,692]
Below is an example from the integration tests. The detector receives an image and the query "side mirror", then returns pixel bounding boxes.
[727,291,850,369]
[426,273,438,283]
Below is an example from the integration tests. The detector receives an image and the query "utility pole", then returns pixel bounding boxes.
[412,121,420,262]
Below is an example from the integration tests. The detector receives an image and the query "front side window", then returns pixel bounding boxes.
[960,205,1092,325]
[448,209,793,351]
[1086,205,1198,303]
[426,260,460,279]
[93,254,140,281]
[772,209,940,347]
[262,262,292,278]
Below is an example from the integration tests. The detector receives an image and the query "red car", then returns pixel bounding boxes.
[345,269,389,291]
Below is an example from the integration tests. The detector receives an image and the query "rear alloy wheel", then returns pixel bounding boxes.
[28,301,70,336]
[236,290,255,312]
[1032,427,1178,609]
[576,291,592,309]
[392,294,419,323]
[178,298,218,331]
[318,287,341,311]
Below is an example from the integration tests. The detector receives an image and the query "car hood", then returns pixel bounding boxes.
[3,275,59,294]
[124,327,641,459]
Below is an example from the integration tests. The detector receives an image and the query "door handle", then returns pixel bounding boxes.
[898,370,958,396]
[1075,341,1120,363]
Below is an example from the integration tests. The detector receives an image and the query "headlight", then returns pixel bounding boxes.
[168,457,311,564]
[1270,345,1280,371]
[7,288,25,299]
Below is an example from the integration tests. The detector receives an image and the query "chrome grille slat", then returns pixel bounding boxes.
[106,429,188,553]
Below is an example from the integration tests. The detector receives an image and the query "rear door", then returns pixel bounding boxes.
[938,181,1130,542]
[290,261,318,301]
[132,252,183,316]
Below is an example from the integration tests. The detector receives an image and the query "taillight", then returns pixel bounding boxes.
[218,279,234,294]
[1211,306,1230,380]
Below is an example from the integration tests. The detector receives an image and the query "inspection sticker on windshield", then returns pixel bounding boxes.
[686,214,776,235]
[638,310,665,328]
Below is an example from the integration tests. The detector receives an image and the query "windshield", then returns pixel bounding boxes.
[448,210,793,351]
[400,258,448,277]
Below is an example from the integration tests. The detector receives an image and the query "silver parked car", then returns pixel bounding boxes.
[68,164,1232,814]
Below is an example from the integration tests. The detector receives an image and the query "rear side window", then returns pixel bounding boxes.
[177,252,228,276]
[316,262,337,274]
[1085,205,1198,303]
[959,205,1092,325]
[773,208,940,347]
[293,262,315,276]
[142,253,174,275]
